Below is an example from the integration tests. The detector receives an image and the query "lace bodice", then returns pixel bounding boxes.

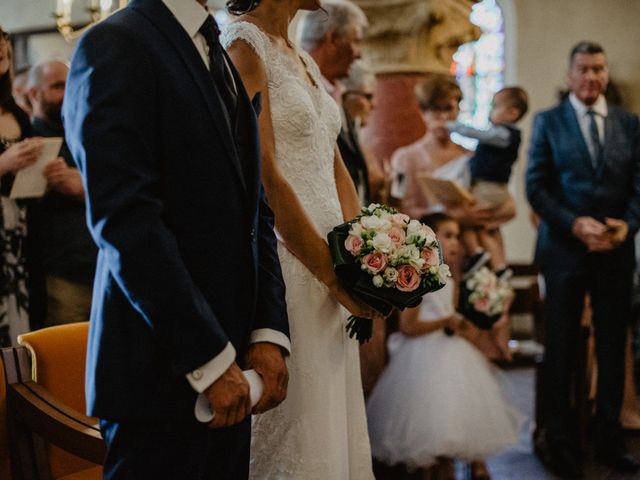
[221,21,344,236]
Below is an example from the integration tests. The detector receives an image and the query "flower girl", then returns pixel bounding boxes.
[366,213,520,480]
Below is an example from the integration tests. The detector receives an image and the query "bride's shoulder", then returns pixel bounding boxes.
[221,20,269,59]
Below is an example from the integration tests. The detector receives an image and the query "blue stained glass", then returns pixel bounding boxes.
[452,0,505,150]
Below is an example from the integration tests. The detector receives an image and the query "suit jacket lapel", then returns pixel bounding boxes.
[561,99,595,174]
[129,0,248,194]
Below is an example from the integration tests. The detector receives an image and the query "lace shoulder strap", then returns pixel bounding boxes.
[298,49,323,86]
[221,21,270,68]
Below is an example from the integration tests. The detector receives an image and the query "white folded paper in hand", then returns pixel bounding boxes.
[10,137,63,199]
[194,369,264,423]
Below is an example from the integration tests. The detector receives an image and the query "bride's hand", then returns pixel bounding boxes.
[329,283,382,320]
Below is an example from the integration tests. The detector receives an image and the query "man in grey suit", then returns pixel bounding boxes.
[527,41,640,478]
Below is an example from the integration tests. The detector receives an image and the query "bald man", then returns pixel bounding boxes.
[28,60,97,327]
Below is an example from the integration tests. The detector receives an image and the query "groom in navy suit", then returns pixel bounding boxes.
[63,0,290,478]
[527,41,640,478]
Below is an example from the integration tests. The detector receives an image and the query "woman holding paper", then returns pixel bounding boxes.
[0,26,43,346]
[390,76,515,361]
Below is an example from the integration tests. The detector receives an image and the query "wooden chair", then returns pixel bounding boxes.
[2,322,104,479]
[1,352,12,480]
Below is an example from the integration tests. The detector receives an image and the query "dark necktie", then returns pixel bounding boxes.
[199,15,237,121]
[587,109,603,169]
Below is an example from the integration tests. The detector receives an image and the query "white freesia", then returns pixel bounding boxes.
[372,233,393,253]
[406,220,422,236]
[423,230,436,246]
[409,257,426,271]
[406,220,427,244]
[438,264,451,284]
[394,244,420,261]
[372,274,384,288]
[383,267,399,283]
[349,222,363,237]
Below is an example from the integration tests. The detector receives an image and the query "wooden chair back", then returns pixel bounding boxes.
[2,322,104,479]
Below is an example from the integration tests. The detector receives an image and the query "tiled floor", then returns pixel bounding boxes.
[373,367,640,480]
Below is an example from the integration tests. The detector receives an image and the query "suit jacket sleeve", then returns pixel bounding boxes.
[623,114,640,234]
[252,185,289,338]
[63,23,230,375]
[526,112,578,234]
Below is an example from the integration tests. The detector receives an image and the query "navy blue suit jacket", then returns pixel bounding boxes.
[63,0,289,420]
[526,99,640,271]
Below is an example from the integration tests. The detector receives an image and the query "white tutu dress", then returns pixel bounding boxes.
[366,281,520,470]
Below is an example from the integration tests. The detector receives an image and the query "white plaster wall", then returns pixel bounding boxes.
[500,0,640,264]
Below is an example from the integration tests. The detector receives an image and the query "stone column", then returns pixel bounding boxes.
[354,0,480,396]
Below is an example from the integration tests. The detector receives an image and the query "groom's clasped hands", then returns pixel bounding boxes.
[203,343,289,429]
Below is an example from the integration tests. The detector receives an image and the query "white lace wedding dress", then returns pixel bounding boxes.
[222,22,374,480]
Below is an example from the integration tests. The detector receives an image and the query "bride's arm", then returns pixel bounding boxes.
[333,146,362,220]
[227,41,375,318]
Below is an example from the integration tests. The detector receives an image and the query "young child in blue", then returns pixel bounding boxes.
[448,87,529,279]
[366,213,520,480]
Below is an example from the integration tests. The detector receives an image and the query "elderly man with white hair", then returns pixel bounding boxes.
[299,0,368,102]
[338,59,380,205]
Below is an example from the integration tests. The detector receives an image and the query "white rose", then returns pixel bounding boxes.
[372,274,384,288]
[372,233,393,253]
[383,267,399,283]
[438,264,451,284]
[361,215,383,230]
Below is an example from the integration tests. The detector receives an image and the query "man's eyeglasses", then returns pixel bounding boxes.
[345,90,374,102]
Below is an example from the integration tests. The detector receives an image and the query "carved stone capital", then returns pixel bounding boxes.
[355,0,481,75]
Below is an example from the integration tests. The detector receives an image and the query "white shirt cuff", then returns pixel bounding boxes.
[186,342,236,393]
[250,328,291,355]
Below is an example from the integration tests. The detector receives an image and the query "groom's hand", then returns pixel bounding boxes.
[246,343,289,414]
[204,362,251,429]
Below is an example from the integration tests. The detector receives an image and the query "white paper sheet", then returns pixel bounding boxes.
[194,369,264,423]
[10,137,63,199]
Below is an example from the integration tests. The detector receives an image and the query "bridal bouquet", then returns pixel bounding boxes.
[328,203,449,343]
[458,266,513,330]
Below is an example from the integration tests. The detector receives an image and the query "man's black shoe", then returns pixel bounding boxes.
[594,444,640,473]
[533,435,583,479]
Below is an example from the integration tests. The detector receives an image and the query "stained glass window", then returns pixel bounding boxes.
[451,0,505,148]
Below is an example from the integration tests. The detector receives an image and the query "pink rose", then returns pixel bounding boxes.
[420,247,440,267]
[361,252,388,274]
[344,235,364,256]
[474,297,490,313]
[391,213,410,228]
[388,227,406,246]
[395,265,421,292]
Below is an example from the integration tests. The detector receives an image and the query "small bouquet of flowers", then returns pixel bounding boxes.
[458,266,514,330]
[328,203,449,343]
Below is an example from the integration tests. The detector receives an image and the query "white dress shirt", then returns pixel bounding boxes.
[569,92,607,165]
[162,0,291,394]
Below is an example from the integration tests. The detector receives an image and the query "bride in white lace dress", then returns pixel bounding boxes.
[222,1,376,478]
